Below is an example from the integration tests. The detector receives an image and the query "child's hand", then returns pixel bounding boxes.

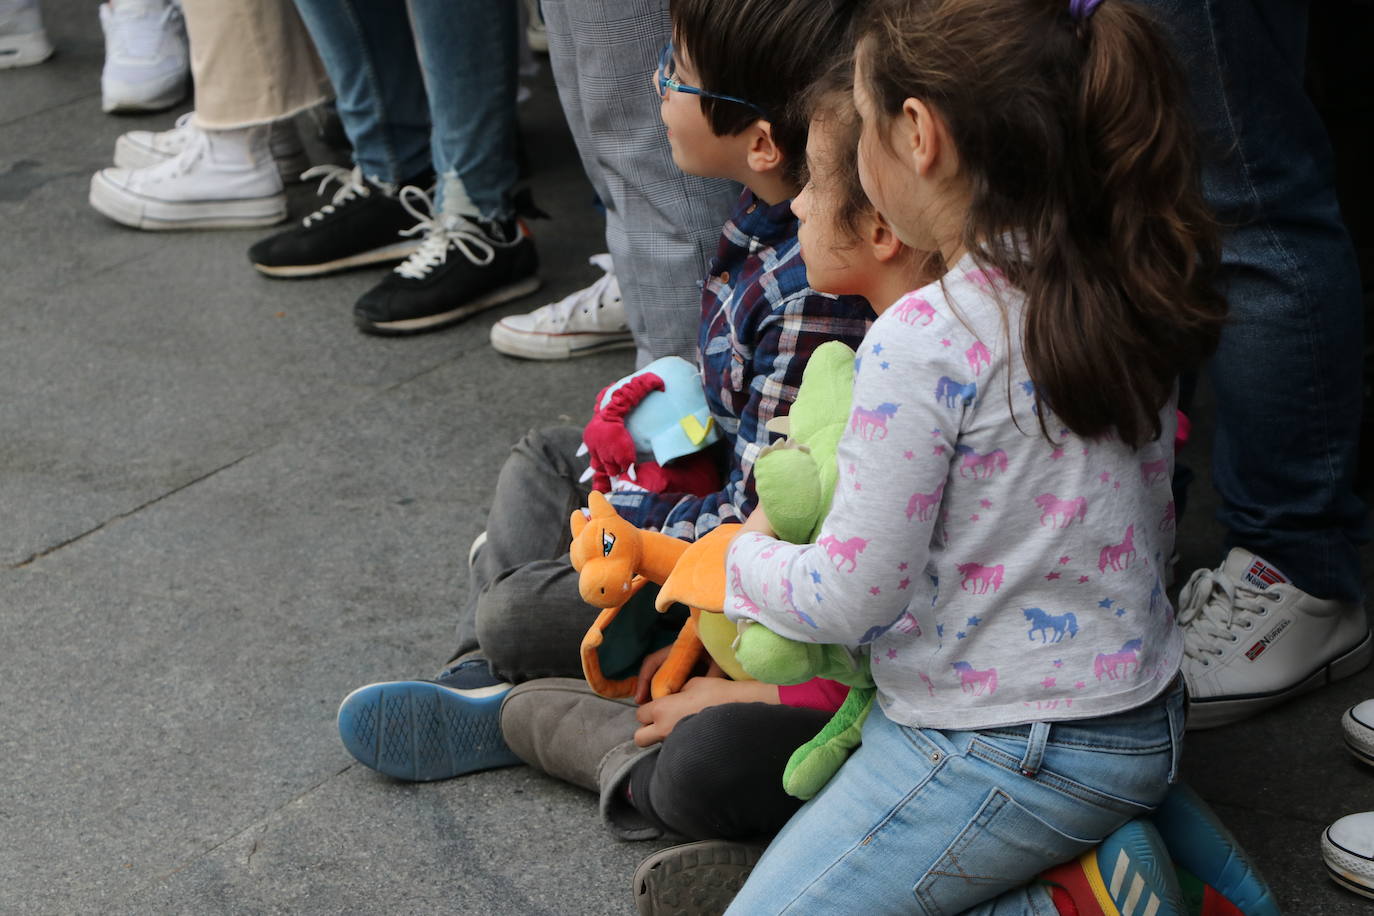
[633,676,780,747]
[633,645,675,705]
[739,505,775,538]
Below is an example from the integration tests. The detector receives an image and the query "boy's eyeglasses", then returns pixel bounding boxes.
[656,42,770,120]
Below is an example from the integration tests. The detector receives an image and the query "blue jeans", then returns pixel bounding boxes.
[290,0,519,219]
[1140,0,1367,600]
[725,685,1185,916]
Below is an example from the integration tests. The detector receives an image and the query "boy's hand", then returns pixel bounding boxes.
[633,676,780,747]
[633,646,675,705]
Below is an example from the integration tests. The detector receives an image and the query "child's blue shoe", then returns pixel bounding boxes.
[336,657,520,781]
[1039,818,1186,915]
[1152,783,1281,916]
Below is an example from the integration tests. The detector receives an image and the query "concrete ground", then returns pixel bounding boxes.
[2,3,1370,914]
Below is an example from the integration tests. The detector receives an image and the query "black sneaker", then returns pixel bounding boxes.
[353,187,540,336]
[247,165,428,278]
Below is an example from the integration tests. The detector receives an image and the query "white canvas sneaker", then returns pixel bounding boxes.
[114,112,311,183]
[1179,547,1371,729]
[99,0,189,113]
[489,253,632,359]
[1343,699,1374,767]
[0,0,52,69]
[1323,812,1374,899]
[89,124,286,230]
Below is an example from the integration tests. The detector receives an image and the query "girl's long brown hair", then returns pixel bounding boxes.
[859,0,1227,448]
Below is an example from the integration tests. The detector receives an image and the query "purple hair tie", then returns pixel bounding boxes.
[1069,0,1104,20]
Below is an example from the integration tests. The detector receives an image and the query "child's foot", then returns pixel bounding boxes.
[489,253,632,360]
[0,0,53,69]
[1039,818,1185,916]
[1151,783,1280,915]
[99,0,188,113]
[631,839,764,916]
[336,657,519,782]
[1323,812,1374,900]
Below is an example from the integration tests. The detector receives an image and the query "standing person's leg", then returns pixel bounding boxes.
[351,0,541,337]
[500,0,738,366]
[1144,0,1370,728]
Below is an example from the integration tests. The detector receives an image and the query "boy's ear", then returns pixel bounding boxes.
[744,120,784,175]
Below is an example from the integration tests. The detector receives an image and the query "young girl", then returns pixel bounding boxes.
[721,0,1227,913]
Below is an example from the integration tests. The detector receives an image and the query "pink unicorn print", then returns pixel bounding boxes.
[1097,525,1137,573]
[905,482,945,521]
[1139,458,1169,485]
[1033,493,1088,528]
[951,661,998,695]
[1158,500,1176,532]
[818,534,868,572]
[850,402,900,440]
[918,672,937,696]
[954,444,1009,479]
[1093,639,1144,680]
[934,376,977,409]
[957,562,1004,594]
[893,296,936,326]
[964,268,1005,291]
[965,341,992,376]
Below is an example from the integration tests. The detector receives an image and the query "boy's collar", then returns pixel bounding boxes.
[732,188,798,240]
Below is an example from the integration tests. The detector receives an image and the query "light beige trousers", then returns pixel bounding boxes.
[180,0,331,129]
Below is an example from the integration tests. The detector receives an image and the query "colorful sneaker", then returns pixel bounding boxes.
[1178,548,1371,730]
[99,0,188,113]
[89,124,286,230]
[247,166,426,278]
[336,657,520,782]
[1322,812,1374,900]
[0,0,52,69]
[490,253,632,359]
[353,187,540,336]
[115,112,310,184]
[1342,699,1374,767]
[1151,783,1280,916]
[632,840,765,916]
[1039,819,1186,916]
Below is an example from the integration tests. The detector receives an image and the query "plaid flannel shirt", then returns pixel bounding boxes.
[607,189,873,540]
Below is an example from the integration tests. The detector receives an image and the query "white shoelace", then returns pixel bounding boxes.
[531,254,618,327]
[1176,566,1281,664]
[393,186,500,280]
[299,165,370,227]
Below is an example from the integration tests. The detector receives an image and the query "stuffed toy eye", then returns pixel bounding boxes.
[601,530,617,557]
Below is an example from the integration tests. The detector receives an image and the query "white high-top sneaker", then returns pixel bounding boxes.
[114,112,311,183]
[89,124,286,230]
[1323,812,1374,899]
[1343,698,1374,767]
[1178,547,1371,729]
[0,0,53,69]
[99,0,188,113]
[489,253,631,359]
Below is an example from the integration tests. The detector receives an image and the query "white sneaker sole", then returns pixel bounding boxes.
[113,136,311,185]
[251,240,423,279]
[357,277,543,336]
[489,322,635,360]
[101,77,188,113]
[0,30,53,69]
[1322,827,1374,900]
[1186,629,1374,730]
[89,171,287,230]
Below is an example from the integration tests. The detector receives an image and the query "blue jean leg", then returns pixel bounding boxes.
[1139,0,1367,600]
[407,0,520,219]
[290,0,432,186]
[725,689,1182,916]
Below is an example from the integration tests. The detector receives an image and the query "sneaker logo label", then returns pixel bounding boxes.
[1242,559,1287,589]
[1245,617,1291,661]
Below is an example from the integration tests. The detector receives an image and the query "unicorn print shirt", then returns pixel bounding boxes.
[724,257,1183,730]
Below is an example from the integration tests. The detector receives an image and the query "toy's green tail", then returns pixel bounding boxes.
[782,686,875,799]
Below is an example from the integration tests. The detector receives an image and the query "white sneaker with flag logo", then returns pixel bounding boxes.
[489,253,632,359]
[1178,547,1371,729]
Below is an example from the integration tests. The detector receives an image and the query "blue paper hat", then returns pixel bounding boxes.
[599,356,720,465]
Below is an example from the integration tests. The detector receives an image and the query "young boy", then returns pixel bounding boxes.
[332,0,871,799]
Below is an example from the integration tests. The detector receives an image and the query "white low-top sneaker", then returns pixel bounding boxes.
[99,0,188,113]
[0,0,52,68]
[490,253,632,359]
[1323,812,1374,899]
[1343,699,1374,767]
[114,112,311,183]
[1179,547,1371,730]
[89,125,286,230]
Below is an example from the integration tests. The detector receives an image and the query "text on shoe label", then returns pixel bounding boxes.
[1245,617,1292,662]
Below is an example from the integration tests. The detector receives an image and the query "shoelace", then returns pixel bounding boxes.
[299,165,370,227]
[135,123,207,181]
[533,255,618,326]
[1176,566,1281,664]
[393,186,501,280]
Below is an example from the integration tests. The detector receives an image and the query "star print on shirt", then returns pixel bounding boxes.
[880,362,890,370]
[1074,681,1086,689]
[869,586,881,595]
[1099,472,1111,484]
[810,570,822,584]
[933,446,946,455]
[1050,447,1066,460]
[1098,598,1114,609]
[967,616,982,627]
[970,514,980,522]
[1041,677,1057,688]
[1045,572,1061,581]
[898,577,911,589]
[898,562,908,571]
[1077,576,1090,584]
[940,339,951,347]
[956,631,967,640]
[872,342,884,355]
[1115,607,1128,617]
[980,499,993,509]
[1058,555,1071,565]
[1052,659,1063,667]
[887,648,898,659]
[903,450,915,460]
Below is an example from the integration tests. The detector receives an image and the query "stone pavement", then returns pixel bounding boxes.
[1,3,1370,913]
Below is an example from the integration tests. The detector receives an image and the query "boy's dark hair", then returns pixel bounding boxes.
[671,0,864,187]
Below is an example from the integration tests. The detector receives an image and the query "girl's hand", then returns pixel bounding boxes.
[633,677,781,747]
[633,645,675,705]
[739,504,775,538]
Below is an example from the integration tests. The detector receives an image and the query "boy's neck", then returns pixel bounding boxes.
[742,171,799,209]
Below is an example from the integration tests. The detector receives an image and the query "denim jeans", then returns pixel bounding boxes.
[725,685,1185,916]
[290,0,519,218]
[1139,0,1367,600]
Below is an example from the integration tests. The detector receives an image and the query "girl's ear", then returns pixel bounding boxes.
[745,121,784,174]
[899,97,948,178]
[868,212,904,263]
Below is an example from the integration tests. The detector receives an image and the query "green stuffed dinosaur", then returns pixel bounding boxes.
[658,339,876,800]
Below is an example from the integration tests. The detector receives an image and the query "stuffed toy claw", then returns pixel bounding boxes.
[733,622,871,687]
